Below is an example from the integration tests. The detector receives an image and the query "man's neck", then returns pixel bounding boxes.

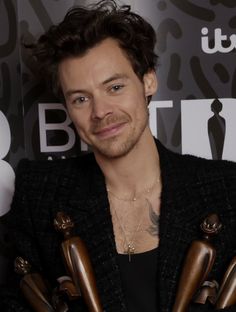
[94,128,160,196]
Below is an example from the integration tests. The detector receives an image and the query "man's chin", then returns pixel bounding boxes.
[93,139,136,160]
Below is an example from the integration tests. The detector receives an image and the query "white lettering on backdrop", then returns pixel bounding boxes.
[0,111,15,216]
[38,99,236,162]
[201,27,236,54]
[38,103,76,152]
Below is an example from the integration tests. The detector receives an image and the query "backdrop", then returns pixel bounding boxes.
[0,0,236,284]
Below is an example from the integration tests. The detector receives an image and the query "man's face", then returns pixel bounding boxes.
[58,38,157,159]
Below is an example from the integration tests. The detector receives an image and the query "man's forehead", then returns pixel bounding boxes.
[58,44,133,84]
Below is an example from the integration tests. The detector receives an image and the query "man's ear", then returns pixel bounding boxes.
[143,70,158,97]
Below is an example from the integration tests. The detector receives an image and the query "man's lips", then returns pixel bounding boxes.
[93,122,127,139]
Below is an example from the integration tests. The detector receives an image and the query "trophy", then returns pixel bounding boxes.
[172,213,236,311]
[215,256,236,309]
[14,256,64,312]
[172,214,222,312]
[15,212,103,312]
[54,212,103,312]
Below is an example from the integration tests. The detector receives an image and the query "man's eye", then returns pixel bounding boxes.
[73,96,88,104]
[110,84,124,92]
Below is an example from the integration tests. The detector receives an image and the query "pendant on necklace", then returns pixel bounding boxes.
[125,243,135,262]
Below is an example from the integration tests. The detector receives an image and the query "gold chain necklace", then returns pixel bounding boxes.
[111,199,145,262]
[107,176,160,261]
[106,176,160,202]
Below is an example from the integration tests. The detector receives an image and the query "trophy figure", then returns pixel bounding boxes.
[215,256,236,309]
[14,256,61,312]
[172,214,222,312]
[54,212,103,312]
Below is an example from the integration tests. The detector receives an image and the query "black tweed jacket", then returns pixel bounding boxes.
[1,140,236,312]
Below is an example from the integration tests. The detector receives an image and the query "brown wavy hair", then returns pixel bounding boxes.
[27,0,158,98]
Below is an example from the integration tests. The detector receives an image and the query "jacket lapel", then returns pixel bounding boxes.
[58,156,127,312]
[157,141,233,312]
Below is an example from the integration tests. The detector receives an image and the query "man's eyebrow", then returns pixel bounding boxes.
[65,74,129,98]
[102,74,129,85]
[65,89,88,98]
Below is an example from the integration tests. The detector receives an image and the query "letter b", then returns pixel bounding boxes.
[38,103,76,153]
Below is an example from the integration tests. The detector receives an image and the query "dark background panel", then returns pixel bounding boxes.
[0,0,236,284]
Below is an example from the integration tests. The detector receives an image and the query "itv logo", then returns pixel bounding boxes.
[201,27,236,54]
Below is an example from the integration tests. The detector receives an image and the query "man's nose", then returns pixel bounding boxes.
[91,96,113,120]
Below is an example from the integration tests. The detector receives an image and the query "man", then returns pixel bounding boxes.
[1,1,236,311]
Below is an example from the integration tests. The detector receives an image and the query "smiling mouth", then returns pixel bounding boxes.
[93,122,127,139]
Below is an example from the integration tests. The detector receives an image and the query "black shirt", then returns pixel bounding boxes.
[117,248,158,312]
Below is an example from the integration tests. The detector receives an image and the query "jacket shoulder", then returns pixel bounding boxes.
[12,153,100,210]
[181,153,236,179]
[160,142,236,180]
[16,152,96,174]
[15,153,96,183]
